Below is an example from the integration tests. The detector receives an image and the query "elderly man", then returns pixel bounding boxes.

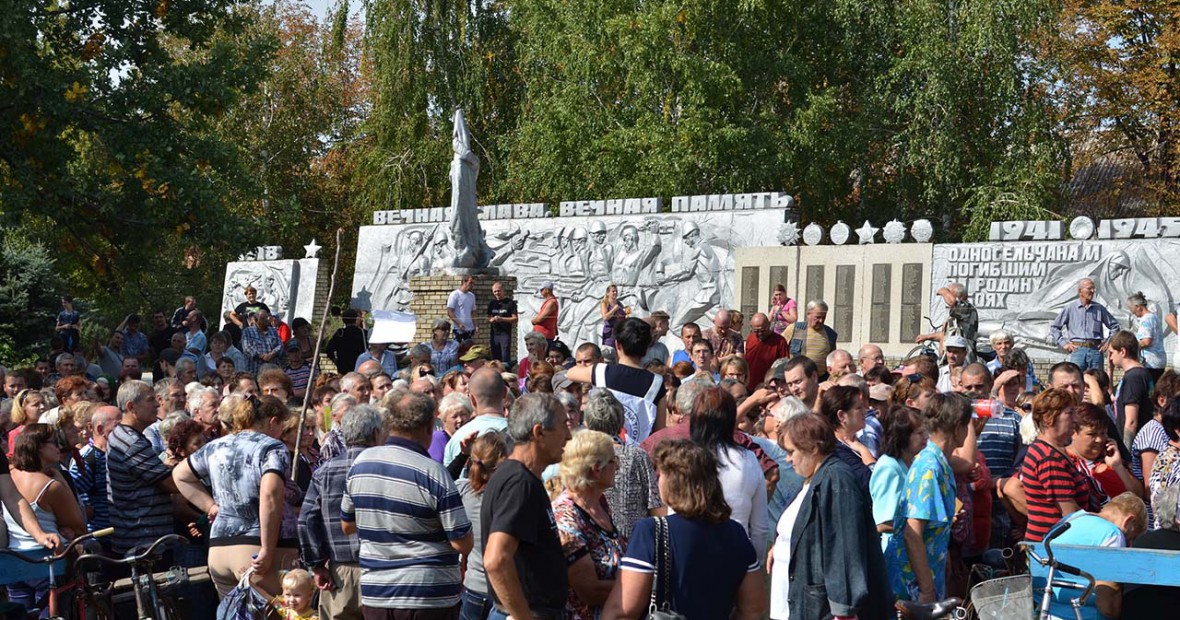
[744,313,788,391]
[354,341,398,378]
[319,392,359,464]
[299,404,384,620]
[916,282,979,358]
[858,344,884,375]
[70,405,119,533]
[702,309,743,359]
[487,281,518,365]
[826,349,854,382]
[1049,277,1121,371]
[482,394,570,620]
[985,329,1039,392]
[937,335,970,393]
[187,386,222,439]
[781,300,838,373]
[108,380,178,557]
[341,394,472,616]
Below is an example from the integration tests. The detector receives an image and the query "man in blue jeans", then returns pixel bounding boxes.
[1049,278,1121,371]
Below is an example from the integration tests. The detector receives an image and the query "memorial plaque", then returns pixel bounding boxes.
[805,265,825,306]
[870,264,892,343]
[900,263,924,342]
[740,266,760,337]
[833,265,855,342]
[769,266,790,298]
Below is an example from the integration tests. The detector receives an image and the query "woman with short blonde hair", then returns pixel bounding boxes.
[553,430,623,619]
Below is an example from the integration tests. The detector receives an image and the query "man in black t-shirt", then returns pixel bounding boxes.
[487,281,518,367]
[325,309,367,375]
[147,309,177,359]
[1111,330,1155,449]
[482,393,571,620]
[229,286,271,329]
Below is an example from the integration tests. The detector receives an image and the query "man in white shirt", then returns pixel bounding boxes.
[447,275,477,342]
[937,335,970,393]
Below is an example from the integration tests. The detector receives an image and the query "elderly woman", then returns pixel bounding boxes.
[518,330,549,389]
[819,385,875,493]
[691,387,768,551]
[884,393,970,603]
[770,414,889,620]
[431,392,473,462]
[426,319,459,371]
[1015,389,1091,542]
[582,389,662,538]
[5,424,87,611]
[1129,292,1167,380]
[173,395,296,598]
[457,432,509,620]
[607,441,765,620]
[553,430,625,620]
[870,406,927,552]
[1148,396,1180,529]
[985,330,1039,391]
[1124,484,1180,613]
[1066,402,1144,507]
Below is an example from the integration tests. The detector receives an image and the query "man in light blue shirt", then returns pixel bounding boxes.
[444,367,509,470]
[1049,278,1121,371]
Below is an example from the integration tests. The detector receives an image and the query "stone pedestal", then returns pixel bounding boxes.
[409,274,518,363]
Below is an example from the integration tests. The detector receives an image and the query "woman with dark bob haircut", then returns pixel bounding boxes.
[5,424,86,610]
[870,406,927,552]
[607,441,765,620]
[819,385,875,494]
[768,414,890,620]
[690,386,768,549]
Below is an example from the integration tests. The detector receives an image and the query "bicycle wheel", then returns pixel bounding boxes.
[967,574,1033,620]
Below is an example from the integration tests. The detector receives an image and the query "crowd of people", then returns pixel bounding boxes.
[0,274,1177,619]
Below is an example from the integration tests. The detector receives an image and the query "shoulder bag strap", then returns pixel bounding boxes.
[648,517,663,615]
[660,516,673,609]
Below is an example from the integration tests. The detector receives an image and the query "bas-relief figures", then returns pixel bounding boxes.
[221,262,293,325]
[352,209,788,349]
[930,240,1180,360]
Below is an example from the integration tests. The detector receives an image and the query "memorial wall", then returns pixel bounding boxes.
[219,245,322,328]
[352,193,795,350]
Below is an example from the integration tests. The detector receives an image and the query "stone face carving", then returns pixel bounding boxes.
[931,240,1180,360]
[353,209,788,349]
[448,110,494,270]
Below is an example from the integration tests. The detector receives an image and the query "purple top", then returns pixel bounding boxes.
[428,429,450,463]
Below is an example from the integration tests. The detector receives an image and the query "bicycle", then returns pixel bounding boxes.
[1024,521,1096,620]
[76,533,211,620]
[895,596,966,619]
[0,526,114,620]
[905,316,943,362]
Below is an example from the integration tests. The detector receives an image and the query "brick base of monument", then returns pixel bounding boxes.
[409,274,518,364]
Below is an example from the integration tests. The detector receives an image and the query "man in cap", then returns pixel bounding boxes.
[937,335,970,392]
[460,345,491,376]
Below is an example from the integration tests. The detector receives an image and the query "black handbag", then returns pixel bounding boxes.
[647,517,687,620]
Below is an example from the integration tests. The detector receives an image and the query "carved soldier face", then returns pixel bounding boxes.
[684,230,700,248]
[620,227,638,250]
[591,230,607,246]
[571,237,587,253]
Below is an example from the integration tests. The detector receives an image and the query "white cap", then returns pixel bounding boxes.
[945,335,970,350]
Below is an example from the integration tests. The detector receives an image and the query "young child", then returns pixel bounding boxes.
[272,568,317,620]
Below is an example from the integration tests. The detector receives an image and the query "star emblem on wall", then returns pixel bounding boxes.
[303,239,322,259]
[855,221,879,244]
[778,221,801,246]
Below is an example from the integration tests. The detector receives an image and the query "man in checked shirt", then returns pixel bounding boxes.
[298,404,385,620]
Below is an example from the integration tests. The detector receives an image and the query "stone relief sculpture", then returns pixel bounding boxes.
[222,263,294,322]
[448,110,494,270]
[352,209,783,350]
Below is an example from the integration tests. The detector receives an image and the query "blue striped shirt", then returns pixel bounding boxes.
[69,442,109,531]
[298,446,363,567]
[107,424,174,554]
[1049,300,1121,347]
[978,408,1022,478]
[342,436,471,610]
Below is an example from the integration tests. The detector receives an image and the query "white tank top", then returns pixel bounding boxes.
[3,479,60,551]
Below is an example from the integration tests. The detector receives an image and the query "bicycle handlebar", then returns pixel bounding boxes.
[76,533,189,569]
[0,526,114,565]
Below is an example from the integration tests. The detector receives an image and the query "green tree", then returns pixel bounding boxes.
[0,232,67,365]
[0,0,276,315]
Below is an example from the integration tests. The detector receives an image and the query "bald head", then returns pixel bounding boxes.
[91,405,121,447]
[958,363,993,395]
[409,378,436,397]
[713,309,731,329]
[469,367,505,411]
[357,359,383,378]
[858,344,884,374]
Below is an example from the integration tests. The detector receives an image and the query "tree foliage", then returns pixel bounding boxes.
[0,232,67,365]
[1,0,276,314]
